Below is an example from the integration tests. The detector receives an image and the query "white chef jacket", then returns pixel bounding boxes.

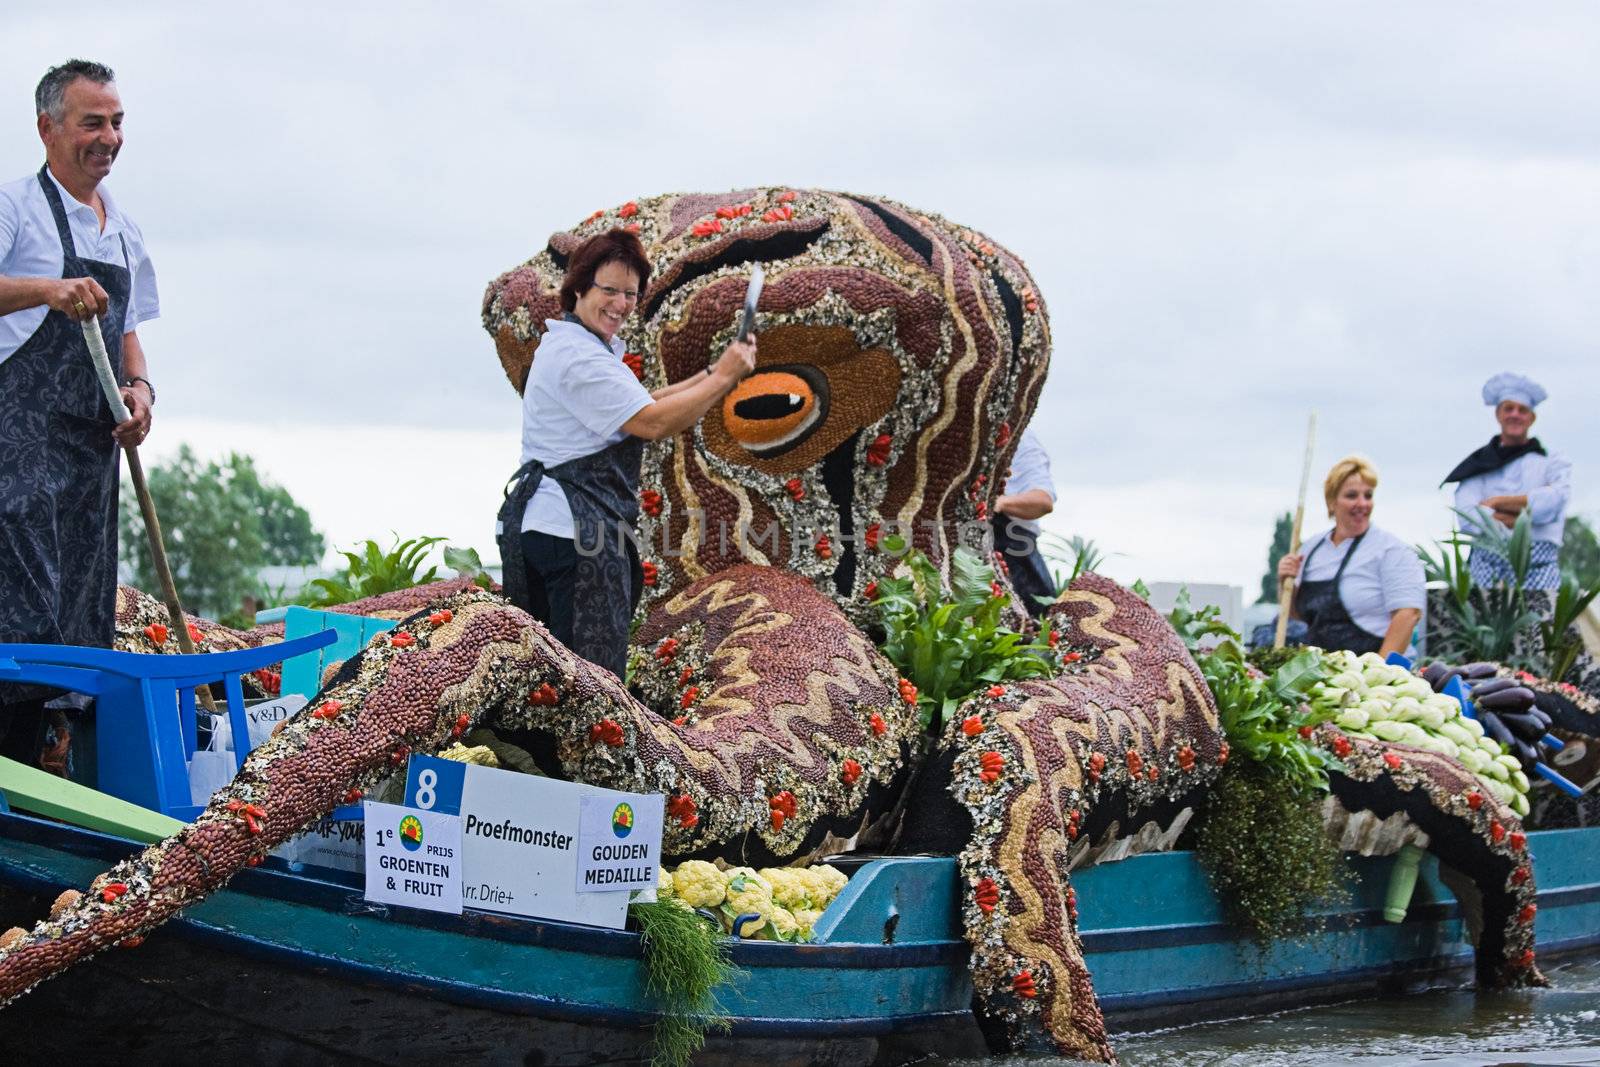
[1452,450,1571,545]
[0,168,159,364]
[518,318,653,538]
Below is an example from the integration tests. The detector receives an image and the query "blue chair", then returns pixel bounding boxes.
[0,630,336,822]
[276,606,396,700]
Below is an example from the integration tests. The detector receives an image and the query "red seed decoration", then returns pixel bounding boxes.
[863,581,879,600]
[1217,742,1230,766]
[677,666,694,687]
[987,685,1007,699]
[618,200,639,218]
[1518,949,1536,969]
[450,713,471,739]
[588,719,625,747]
[1147,765,1159,782]
[1466,791,1484,810]
[679,686,700,710]
[1047,630,1060,649]
[226,800,268,835]
[898,678,918,706]
[527,682,559,706]
[714,204,752,219]
[979,751,1005,783]
[1332,735,1352,758]
[1510,832,1526,851]
[995,422,1012,449]
[427,609,453,627]
[640,489,663,517]
[389,632,417,649]
[1519,904,1538,924]
[989,581,1004,599]
[976,500,989,521]
[815,534,832,559]
[665,792,698,829]
[244,857,261,869]
[864,523,882,551]
[144,623,168,646]
[100,882,128,904]
[866,434,893,466]
[974,877,1000,913]
[962,715,984,737]
[870,712,887,736]
[186,623,204,643]
[1061,649,1080,663]
[655,637,679,661]
[691,219,723,237]
[621,352,643,379]
[770,808,785,831]
[1298,725,1315,739]
[1383,751,1403,770]
[841,759,863,785]
[768,790,798,831]
[1013,970,1038,998]
[1087,751,1106,782]
[777,190,797,203]
[1489,821,1505,843]
[785,477,805,501]
[761,205,795,223]
[1125,750,1143,777]
[1177,744,1196,771]
[641,561,658,586]
[623,222,641,235]
[1066,885,1078,919]
[673,716,687,726]
[342,788,364,804]
[389,744,411,767]
[312,700,343,721]
[1511,865,1531,886]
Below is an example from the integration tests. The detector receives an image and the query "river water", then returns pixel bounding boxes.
[944,956,1600,1067]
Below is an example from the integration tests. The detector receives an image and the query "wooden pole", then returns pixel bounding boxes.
[1274,412,1318,649]
[81,317,217,711]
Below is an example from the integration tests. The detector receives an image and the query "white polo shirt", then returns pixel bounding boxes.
[518,318,654,538]
[0,168,160,365]
[1001,427,1057,534]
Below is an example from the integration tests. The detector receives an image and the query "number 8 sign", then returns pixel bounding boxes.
[403,754,467,815]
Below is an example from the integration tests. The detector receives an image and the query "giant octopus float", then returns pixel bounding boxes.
[0,189,1545,1061]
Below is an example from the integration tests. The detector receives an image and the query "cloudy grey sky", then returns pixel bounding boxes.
[6,2,1597,597]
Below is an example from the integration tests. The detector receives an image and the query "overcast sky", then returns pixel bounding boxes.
[6,2,1597,600]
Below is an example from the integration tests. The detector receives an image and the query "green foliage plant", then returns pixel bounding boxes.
[442,545,496,590]
[119,444,324,619]
[871,534,1058,732]
[1038,532,1107,594]
[304,534,445,606]
[1563,515,1600,587]
[1166,589,1348,946]
[630,899,739,1067]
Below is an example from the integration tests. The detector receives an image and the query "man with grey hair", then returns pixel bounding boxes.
[0,59,159,769]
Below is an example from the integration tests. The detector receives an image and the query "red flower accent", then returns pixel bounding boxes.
[841,758,862,786]
[389,744,410,767]
[1147,765,1160,781]
[639,489,663,517]
[1218,742,1230,766]
[770,808,785,831]
[641,560,658,586]
[1126,750,1143,777]
[986,685,1007,699]
[974,877,999,913]
[785,477,805,500]
[450,712,471,739]
[524,682,559,706]
[866,434,893,466]
[588,718,625,747]
[975,500,989,521]
[312,700,343,720]
[864,523,882,550]
[778,190,798,203]
[666,793,698,828]
[770,791,798,818]
[979,750,1005,783]
[761,205,795,223]
[673,716,686,726]
[680,686,699,710]
[1490,821,1506,843]
[187,623,204,643]
[863,581,879,600]
[1013,970,1038,998]
[624,222,641,235]
[1519,949,1536,969]
[815,534,832,559]
[898,678,918,706]
[619,201,639,218]
[677,666,694,687]
[390,632,416,649]
[1466,791,1483,810]
[1178,744,1196,771]
[962,715,984,737]
[870,712,887,736]
[1510,831,1526,851]
[100,882,128,903]
[1332,735,1353,758]
[995,422,1012,449]
[585,210,604,223]
[1511,865,1531,885]
[342,788,364,804]
[427,610,453,627]
[1520,903,1538,924]
[691,219,724,237]
[1383,751,1403,770]
[144,623,168,646]
[655,637,679,661]
[1298,724,1314,739]
[622,352,644,379]
[1050,632,1063,650]
[1088,751,1106,782]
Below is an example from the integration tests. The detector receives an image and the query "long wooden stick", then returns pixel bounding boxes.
[1274,412,1318,649]
[81,317,216,711]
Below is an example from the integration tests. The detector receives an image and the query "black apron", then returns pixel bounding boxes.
[1294,533,1383,655]
[497,436,645,680]
[990,515,1057,618]
[0,166,129,701]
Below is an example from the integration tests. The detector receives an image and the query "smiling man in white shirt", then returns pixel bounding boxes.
[0,59,160,767]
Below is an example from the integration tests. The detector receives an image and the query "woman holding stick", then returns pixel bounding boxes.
[1277,456,1424,656]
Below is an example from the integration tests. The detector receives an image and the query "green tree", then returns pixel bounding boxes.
[1564,515,1600,586]
[1258,511,1292,604]
[119,445,325,620]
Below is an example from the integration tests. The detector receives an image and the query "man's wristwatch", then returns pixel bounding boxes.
[123,376,156,405]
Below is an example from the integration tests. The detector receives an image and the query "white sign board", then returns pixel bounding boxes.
[403,756,661,929]
[576,792,665,894]
[362,800,462,914]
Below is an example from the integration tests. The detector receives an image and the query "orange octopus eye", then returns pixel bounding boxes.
[720,365,829,458]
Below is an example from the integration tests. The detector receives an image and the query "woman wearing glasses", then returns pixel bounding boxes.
[496,229,756,678]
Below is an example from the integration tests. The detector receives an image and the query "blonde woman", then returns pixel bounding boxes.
[1277,456,1424,656]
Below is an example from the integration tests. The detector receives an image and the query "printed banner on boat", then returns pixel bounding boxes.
[402,756,657,929]
[362,800,462,915]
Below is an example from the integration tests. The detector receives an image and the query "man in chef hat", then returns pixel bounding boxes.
[1441,372,1571,589]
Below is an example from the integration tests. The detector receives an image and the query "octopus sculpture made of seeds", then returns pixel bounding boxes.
[0,189,1543,1061]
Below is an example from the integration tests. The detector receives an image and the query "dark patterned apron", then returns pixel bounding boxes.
[990,515,1057,618]
[1294,532,1384,655]
[0,166,129,702]
[497,436,645,679]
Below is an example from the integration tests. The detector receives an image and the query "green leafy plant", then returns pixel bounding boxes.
[1543,575,1600,686]
[1039,532,1107,592]
[303,534,445,607]
[630,900,739,1067]
[443,545,496,590]
[872,534,1059,731]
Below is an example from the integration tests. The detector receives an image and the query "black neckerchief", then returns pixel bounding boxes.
[562,312,616,351]
[1441,435,1547,486]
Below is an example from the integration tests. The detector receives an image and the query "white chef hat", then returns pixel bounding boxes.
[1481,372,1547,408]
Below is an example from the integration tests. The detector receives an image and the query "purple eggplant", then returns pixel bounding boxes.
[1466,677,1519,698]
[1460,662,1499,679]
[1499,711,1547,743]
[1480,711,1517,749]
[1476,686,1536,711]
